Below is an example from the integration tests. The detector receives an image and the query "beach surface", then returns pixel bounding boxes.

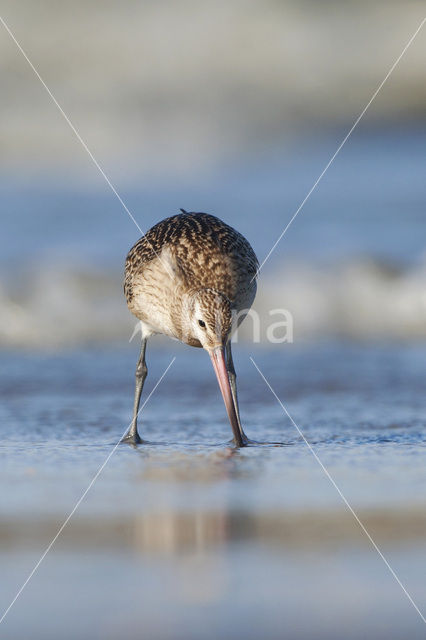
[1,342,425,639]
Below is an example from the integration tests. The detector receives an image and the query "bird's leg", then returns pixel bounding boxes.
[121,337,148,444]
[225,342,249,445]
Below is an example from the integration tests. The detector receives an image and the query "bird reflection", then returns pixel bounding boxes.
[134,446,255,483]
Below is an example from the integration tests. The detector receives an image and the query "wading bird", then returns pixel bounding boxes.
[123,210,258,447]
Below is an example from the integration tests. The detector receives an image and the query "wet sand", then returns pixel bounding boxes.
[1,343,425,638]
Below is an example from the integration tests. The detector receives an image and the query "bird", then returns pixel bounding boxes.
[122,209,258,447]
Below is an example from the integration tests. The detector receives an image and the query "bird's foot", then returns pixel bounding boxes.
[120,431,143,445]
[227,434,254,447]
[228,435,286,447]
[246,439,287,447]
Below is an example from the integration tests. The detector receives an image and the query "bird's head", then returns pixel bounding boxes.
[188,288,233,351]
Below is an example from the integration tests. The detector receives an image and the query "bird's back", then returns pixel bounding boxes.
[125,212,258,307]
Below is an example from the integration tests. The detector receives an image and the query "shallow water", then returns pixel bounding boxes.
[1,342,425,638]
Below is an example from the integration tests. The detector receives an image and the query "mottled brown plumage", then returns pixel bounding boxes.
[122,210,258,447]
[124,211,258,347]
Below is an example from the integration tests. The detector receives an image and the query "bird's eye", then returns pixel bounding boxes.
[198,319,206,328]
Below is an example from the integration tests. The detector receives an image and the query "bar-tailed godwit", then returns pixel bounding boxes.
[123,210,258,447]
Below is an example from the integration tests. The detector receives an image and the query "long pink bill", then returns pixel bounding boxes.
[209,346,244,447]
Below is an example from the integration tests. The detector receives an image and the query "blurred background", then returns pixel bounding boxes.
[1,2,426,640]
[0,0,425,347]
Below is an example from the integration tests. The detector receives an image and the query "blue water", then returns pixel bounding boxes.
[1,342,426,638]
[1,128,425,271]
[1,129,426,638]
